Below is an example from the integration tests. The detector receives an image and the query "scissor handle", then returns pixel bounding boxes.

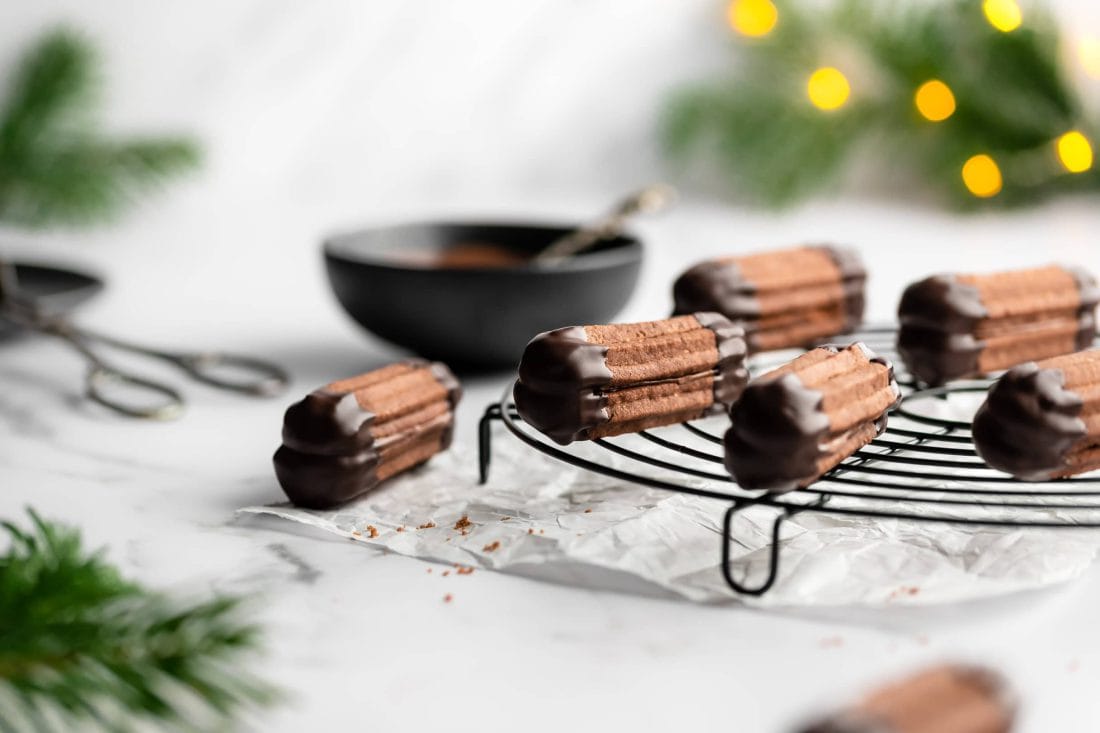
[173,352,290,396]
[86,367,186,421]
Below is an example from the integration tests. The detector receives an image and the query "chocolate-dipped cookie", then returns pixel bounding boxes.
[724,343,900,492]
[514,313,748,445]
[973,349,1100,480]
[672,245,865,353]
[798,664,1016,733]
[273,360,461,509]
[898,264,1099,386]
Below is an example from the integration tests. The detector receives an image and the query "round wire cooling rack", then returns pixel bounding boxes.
[477,325,1100,597]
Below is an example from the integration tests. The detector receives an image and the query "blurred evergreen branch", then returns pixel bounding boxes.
[0,28,200,228]
[662,0,1100,207]
[0,510,275,732]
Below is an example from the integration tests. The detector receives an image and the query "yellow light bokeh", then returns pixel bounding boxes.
[1056,131,1094,173]
[962,154,1003,198]
[1079,37,1100,79]
[914,80,956,122]
[728,0,778,37]
[807,67,850,111]
[983,0,1022,32]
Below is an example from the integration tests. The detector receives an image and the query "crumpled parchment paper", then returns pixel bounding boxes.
[240,400,1100,606]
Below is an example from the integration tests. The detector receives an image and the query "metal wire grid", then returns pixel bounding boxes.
[478,326,1100,596]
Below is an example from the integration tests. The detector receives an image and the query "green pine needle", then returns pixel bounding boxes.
[662,0,1100,208]
[0,27,200,228]
[0,510,276,732]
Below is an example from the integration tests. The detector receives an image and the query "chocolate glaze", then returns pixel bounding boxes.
[724,343,899,492]
[513,326,612,445]
[897,274,986,385]
[671,245,866,349]
[273,361,461,509]
[694,311,750,406]
[972,362,1086,480]
[821,245,867,333]
[1069,266,1100,351]
[724,371,830,492]
[513,314,748,445]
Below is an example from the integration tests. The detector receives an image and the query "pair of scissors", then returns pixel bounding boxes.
[0,258,289,420]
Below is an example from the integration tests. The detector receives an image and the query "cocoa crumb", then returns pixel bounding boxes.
[442,570,451,577]
[417,521,437,530]
[483,540,501,553]
[456,566,474,575]
[500,516,510,521]
[443,593,453,603]
[539,529,544,534]
[426,568,433,574]
[527,528,535,535]
[396,526,406,533]
[454,516,472,530]
[584,508,592,513]
[460,530,468,536]
[366,525,379,538]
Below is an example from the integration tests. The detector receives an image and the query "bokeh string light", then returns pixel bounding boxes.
[915,80,957,122]
[667,0,1100,207]
[983,0,1023,32]
[807,67,850,110]
[962,154,1003,198]
[1056,131,1094,173]
[728,0,778,37]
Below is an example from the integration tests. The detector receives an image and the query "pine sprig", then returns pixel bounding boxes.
[663,0,1100,207]
[0,28,200,228]
[0,510,275,732]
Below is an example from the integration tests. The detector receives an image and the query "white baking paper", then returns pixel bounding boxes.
[240,396,1100,606]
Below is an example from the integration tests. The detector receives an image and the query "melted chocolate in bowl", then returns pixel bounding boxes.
[395,242,531,269]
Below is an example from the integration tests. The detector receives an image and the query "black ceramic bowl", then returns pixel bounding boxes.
[323,221,643,369]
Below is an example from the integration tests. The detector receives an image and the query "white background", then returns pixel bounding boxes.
[3,1,1100,730]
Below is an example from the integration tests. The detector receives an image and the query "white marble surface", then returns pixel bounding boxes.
[4,195,1100,731]
[4,0,1100,729]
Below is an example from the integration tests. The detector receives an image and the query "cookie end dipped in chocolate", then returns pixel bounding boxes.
[274,360,461,509]
[725,343,900,492]
[514,313,748,445]
[973,359,1088,481]
[896,274,985,386]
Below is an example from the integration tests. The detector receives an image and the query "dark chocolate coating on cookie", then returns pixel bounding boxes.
[972,362,1086,481]
[723,372,830,491]
[896,274,985,386]
[512,326,613,445]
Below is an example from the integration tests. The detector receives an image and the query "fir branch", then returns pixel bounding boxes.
[662,0,1100,208]
[0,27,200,228]
[0,510,275,732]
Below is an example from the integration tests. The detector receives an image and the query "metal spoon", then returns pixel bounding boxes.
[533,183,678,264]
